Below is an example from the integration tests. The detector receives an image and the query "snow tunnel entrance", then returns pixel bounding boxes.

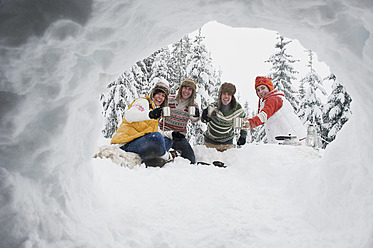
[99,21,351,149]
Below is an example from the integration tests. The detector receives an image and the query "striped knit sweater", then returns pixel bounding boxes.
[159,95,199,135]
[203,102,247,143]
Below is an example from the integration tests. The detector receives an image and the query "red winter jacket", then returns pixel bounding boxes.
[248,89,284,130]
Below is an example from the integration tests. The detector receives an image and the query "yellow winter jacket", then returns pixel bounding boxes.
[111,95,159,144]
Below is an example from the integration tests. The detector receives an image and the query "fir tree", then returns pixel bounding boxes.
[321,74,352,148]
[243,100,251,117]
[131,61,150,97]
[101,72,139,138]
[250,112,266,143]
[298,81,306,101]
[186,29,217,109]
[102,101,118,139]
[169,36,192,93]
[297,50,327,130]
[241,100,252,143]
[265,34,300,111]
[149,47,171,86]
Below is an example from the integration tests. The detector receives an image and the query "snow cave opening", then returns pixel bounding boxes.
[100,21,347,149]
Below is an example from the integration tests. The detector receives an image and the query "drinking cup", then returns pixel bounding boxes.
[233,117,243,129]
[162,106,171,117]
[188,106,196,116]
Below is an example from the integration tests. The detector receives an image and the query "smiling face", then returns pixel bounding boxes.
[256,85,270,99]
[181,86,193,102]
[153,92,166,106]
[221,91,232,106]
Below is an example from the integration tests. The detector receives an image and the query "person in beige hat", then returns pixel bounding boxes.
[159,79,200,164]
[201,82,247,152]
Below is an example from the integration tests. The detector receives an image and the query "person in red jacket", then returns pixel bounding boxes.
[244,76,306,143]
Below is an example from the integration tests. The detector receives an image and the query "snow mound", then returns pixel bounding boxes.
[89,144,331,247]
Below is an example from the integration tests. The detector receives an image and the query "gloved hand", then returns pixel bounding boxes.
[172,131,185,141]
[201,108,212,122]
[237,134,247,146]
[193,107,200,118]
[148,107,162,119]
[243,120,251,129]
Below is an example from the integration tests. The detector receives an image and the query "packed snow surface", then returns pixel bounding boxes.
[91,144,327,248]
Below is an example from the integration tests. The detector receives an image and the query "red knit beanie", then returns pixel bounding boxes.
[255,76,274,92]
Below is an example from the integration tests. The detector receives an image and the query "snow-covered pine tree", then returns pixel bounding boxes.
[101,97,118,139]
[297,50,327,130]
[321,73,352,148]
[131,61,151,97]
[210,66,223,101]
[101,72,139,138]
[265,34,300,111]
[298,80,306,101]
[249,109,266,143]
[186,29,217,109]
[241,100,252,143]
[169,36,192,93]
[148,46,171,87]
[243,100,251,118]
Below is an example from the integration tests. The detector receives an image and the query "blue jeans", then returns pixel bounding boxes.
[172,137,196,164]
[120,132,173,161]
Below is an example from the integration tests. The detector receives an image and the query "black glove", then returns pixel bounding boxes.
[148,108,162,119]
[193,108,200,118]
[237,134,247,146]
[201,108,212,122]
[172,131,185,141]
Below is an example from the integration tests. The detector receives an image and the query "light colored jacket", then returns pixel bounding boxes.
[249,90,306,143]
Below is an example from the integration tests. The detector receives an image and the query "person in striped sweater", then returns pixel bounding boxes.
[201,82,247,152]
[159,79,200,164]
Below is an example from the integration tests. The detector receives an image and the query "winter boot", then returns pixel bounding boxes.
[196,161,226,168]
[144,157,167,168]
[212,161,226,168]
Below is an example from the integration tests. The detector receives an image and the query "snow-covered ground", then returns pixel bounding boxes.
[1,0,373,247]
[92,143,328,247]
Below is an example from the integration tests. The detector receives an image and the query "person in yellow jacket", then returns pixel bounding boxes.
[111,81,172,167]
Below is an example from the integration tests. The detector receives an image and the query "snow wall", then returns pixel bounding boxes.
[0,0,372,247]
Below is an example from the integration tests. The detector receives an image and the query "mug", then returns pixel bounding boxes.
[162,106,171,117]
[233,117,243,129]
[188,106,196,116]
[207,106,215,117]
